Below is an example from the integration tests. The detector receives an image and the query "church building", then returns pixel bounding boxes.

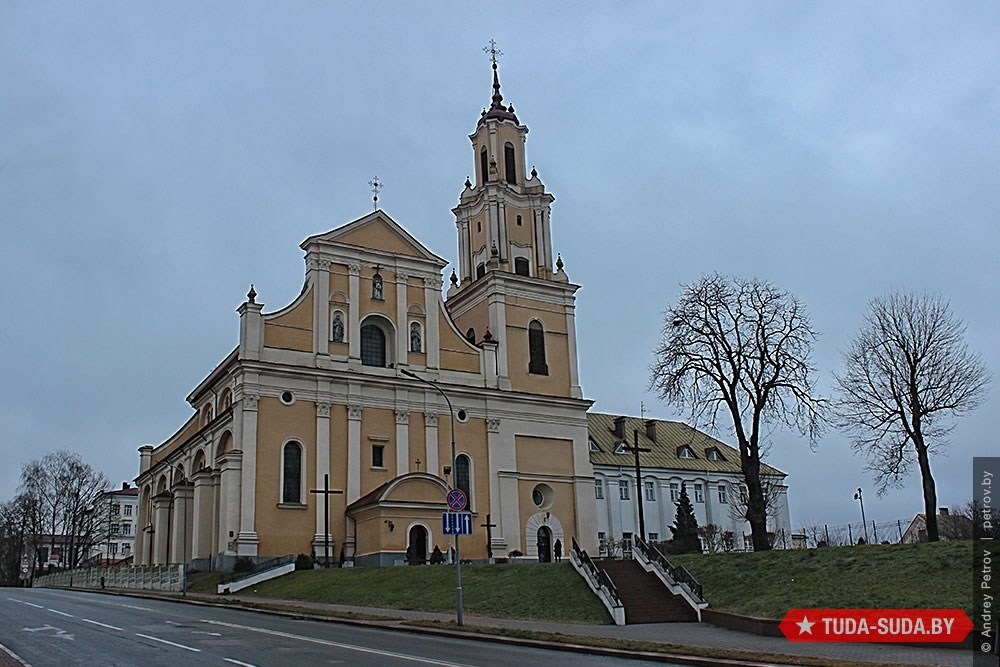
[133,58,599,567]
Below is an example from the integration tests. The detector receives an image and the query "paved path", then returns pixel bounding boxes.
[217,594,969,667]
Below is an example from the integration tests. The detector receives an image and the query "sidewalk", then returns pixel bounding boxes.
[211,593,968,667]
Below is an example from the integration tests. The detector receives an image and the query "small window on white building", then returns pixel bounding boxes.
[707,448,724,461]
[594,479,604,499]
[678,446,695,459]
[694,483,704,503]
[648,532,659,542]
[718,483,728,504]
[618,480,630,500]
[669,482,680,502]
[123,505,133,517]
[644,481,655,502]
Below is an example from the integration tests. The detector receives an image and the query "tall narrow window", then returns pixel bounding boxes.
[372,445,385,468]
[618,480,630,500]
[644,481,655,501]
[282,441,302,504]
[480,147,488,184]
[528,321,548,375]
[476,263,486,279]
[669,482,680,502]
[504,142,516,184]
[594,479,604,500]
[455,454,471,502]
[514,257,530,276]
[360,324,386,367]
[718,483,728,504]
[465,328,476,344]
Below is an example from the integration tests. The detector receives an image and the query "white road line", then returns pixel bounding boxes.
[224,659,258,667]
[47,608,74,618]
[121,604,154,612]
[82,618,123,631]
[23,602,44,609]
[134,633,201,653]
[204,620,468,666]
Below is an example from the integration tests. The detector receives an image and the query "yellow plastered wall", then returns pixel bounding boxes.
[335,220,424,258]
[516,435,579,546]
[361,407,395,486]
[505,206,534,248]
[254,397,317,556]
[264,288,314,353]
[439,309,481,372]
[506,297,572,396]
[359,268,397,321]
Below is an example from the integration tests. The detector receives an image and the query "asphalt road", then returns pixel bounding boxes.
[0,589,679,666]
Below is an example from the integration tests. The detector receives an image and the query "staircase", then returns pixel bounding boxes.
[596,559,698,624]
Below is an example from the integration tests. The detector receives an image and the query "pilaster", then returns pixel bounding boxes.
[315,401,331,544]
[396,271,408,367]
[395,409,410,475]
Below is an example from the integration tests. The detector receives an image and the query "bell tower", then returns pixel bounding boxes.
[446,43,583,400]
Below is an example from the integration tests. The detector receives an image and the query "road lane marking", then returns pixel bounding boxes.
[224,659,258,667]
[23,602,44,609]
[135,633,201,652]
[204,620,468,666]
[121,604,154,612]
[47,608,73,618]
[82,619,123,631]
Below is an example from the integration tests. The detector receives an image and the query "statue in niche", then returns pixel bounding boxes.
[331,312,345,343]
[372,272,383,300]
[410,322,422,353]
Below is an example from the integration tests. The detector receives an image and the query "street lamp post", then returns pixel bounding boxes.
[165,461,189,596]
[401,369,463,626]
[853,487,869,544]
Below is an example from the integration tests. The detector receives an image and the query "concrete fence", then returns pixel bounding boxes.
[34,564,185,593]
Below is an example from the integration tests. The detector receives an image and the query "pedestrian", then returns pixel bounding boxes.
[554,539,562,562]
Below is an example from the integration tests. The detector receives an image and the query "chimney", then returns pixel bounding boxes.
[939,507,949,516]
[613,416,626,439]
[122,481,130,490]
[645,419,657,442]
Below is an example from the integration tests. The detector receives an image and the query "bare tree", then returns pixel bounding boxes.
[650,274,825,551]
[834,292,989,542]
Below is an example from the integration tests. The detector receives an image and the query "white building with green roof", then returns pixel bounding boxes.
[588,413,792,552]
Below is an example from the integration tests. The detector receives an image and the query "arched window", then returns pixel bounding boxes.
[504,142,516,185]
[360,324,386,367]
[514,257,530,276]
[465,328,476,344]
[409,322,422,353]
[480,147,488,185]
[282,441,302,504]
[455,454,471,504]
[528,320,548,375]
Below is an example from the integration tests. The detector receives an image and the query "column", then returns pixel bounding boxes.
[488,292,510,389]
[217,450,243,555]
[395,410,409,475]
[311,257,331,366]
[424,412,439,480]
[396,271,408,367]
[191,469,214,560]
[235,391,259,556]
[346,404,363,563]
[423,277,441,369]
[170,484,193,564]
[151,494,171,565]
[458,220,471,283]
[486,418,509,553]
[314,401,331,545]
[348,263,361,364]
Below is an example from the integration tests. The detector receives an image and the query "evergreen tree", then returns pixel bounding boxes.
[670,483,702,554]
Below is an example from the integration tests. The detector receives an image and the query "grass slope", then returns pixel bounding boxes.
[229,562,611,624]
[670,540,972,619]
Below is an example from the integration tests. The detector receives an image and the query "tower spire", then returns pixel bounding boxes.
[480,39,517,124]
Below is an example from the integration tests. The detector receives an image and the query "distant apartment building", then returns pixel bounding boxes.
[90,482,140,564]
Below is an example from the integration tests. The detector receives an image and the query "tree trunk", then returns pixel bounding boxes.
[914,435,939,542]
[741,442,771,551]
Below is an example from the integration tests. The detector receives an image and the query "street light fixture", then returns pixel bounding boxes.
[401,368,464,626]
[853,487,869,544]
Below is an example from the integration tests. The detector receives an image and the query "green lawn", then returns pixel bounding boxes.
[670,540,973,619]
[220,562,611,624]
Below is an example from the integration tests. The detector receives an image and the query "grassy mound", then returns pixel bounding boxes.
[670,540,972,619]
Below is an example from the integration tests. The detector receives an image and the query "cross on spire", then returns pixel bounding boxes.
[483,39,502,65]
[369,176,382,211]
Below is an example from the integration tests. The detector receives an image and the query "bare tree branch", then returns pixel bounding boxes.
[833,292,990,542]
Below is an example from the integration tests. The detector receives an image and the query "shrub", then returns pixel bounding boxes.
[295,553,314,570]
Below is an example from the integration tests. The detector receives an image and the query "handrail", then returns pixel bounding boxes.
[633,536,704,603]
[232,555,295,582]
[571,537,622,607]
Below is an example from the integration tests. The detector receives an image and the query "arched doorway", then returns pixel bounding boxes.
[407,525,428,565]
[536,525,552,563]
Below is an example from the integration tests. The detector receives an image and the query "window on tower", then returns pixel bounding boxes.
[528,320,548,375]
[504,142,516,185]
[514,257,530,276]
[476,263,486,279]
[480,147,488,185]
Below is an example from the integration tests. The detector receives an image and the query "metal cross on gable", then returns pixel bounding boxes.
[369,176,382,211]
[483,39,502,65]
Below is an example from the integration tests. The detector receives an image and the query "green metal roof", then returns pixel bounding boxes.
[587,412,785,477]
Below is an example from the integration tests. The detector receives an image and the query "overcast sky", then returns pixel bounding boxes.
[2,2,997,533]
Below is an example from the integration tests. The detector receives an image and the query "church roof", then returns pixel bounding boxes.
[587,412,786,477]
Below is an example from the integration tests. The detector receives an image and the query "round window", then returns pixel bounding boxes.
[532,483,554,510]
[456,409,469,423]
[280,391,295,405]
